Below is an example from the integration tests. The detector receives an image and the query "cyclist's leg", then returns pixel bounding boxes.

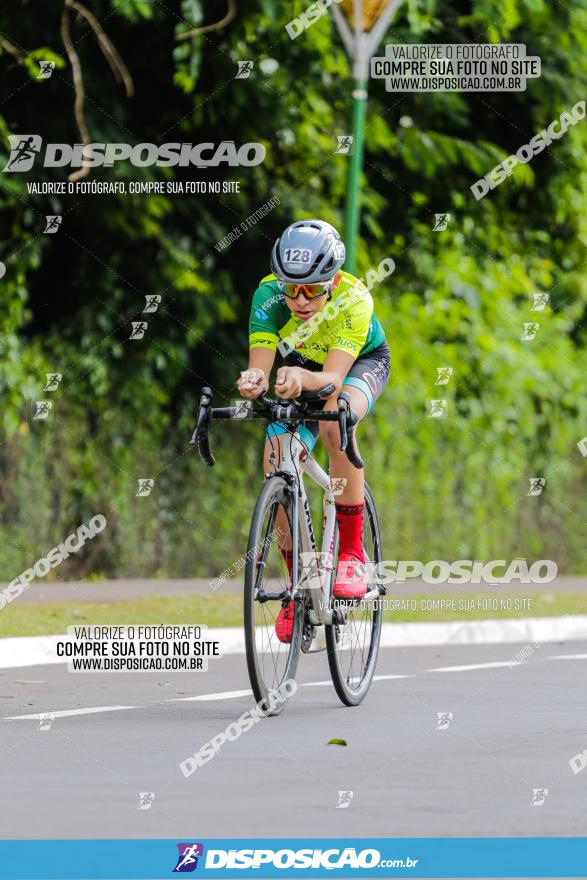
[319,343,391,597]
[319,342,390,501]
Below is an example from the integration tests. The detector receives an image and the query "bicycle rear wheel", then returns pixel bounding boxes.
[325,482,383,706]
[244,476,303,716]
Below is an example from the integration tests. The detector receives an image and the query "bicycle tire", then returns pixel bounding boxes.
[325,482,383,706]
[244,475,303,716]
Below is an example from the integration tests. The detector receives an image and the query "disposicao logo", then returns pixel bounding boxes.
[3,136,266,172]
[173,843,204,873]
[3,135,43,171]
[203,847,383,870]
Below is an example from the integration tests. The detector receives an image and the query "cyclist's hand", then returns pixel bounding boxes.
[275,366,303,399]
[237,368,267,398]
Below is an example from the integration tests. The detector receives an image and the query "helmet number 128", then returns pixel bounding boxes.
[283,248,311,263]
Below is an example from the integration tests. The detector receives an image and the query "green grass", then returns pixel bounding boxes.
[0,594,243,638]
[1,592,586,638]
[380,593,587,623]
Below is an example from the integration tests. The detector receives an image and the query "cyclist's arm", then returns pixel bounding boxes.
[248,346,275,376]
[238,347,275,397]
[245,281,282,395]
[299,349,354,394]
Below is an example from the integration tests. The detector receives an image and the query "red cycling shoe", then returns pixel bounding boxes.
[333,554,370,599]
[275,602,295,643]
[274,546,296,643]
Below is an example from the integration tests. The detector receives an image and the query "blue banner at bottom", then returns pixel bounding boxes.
[0,838,586,879]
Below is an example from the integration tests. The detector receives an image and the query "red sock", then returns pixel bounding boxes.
[280,547,294,579]
[335,503,365,562]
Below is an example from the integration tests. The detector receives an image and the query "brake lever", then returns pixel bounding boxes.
[190,387,212,444]
[337,392,364,469]
[190,387,216,466]
[338,398,349,452]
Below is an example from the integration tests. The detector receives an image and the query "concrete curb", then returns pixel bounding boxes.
[1,615,587,669]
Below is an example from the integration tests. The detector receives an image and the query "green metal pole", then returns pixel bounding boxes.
[344,79,368,274]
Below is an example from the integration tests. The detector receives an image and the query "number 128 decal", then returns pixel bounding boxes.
[283,248,311,264]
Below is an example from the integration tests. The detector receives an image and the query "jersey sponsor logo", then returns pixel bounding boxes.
[262,291,284,309]
[335,337,358,351]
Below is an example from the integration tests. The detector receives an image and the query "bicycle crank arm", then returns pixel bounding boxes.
[338,587,383,610]
[362,587,384,602]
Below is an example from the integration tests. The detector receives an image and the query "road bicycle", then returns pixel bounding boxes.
[191,384,385,714]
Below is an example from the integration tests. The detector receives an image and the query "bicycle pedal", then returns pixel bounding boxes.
[303,626,327,653]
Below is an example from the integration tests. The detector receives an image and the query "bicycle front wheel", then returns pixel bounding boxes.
[244,476,303,716]
[325,482,383,706]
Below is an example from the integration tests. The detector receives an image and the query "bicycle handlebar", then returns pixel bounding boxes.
[190,384,364,470]
[190,387,215,466]
[337,392,364,469]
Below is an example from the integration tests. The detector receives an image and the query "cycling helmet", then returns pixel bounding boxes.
[271,219,345,283]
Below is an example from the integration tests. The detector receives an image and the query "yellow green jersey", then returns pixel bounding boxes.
[248,271,385,366]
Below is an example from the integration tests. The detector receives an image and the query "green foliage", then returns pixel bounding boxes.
[0,0,585,581]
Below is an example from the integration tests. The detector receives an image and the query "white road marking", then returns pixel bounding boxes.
[168,689,252,702]
[549,653,587,660]
[428,661,522,672]
[300,680,334,687]
[372,674,410,681]
[5,705,137,720]
[295,674,411,688]
[0,651,576,721]
[2,676,412,718]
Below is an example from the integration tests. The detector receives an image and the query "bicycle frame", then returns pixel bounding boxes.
[277,434,383,627]
[275,431,338,626]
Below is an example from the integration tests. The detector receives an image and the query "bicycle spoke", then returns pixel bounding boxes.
[245,486,302,708]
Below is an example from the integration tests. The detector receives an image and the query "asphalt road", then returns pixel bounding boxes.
[1,639,586,841]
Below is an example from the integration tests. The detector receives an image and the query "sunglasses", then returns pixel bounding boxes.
[278,280,331,300]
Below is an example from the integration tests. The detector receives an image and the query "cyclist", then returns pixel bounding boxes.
[237,219,390,641]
